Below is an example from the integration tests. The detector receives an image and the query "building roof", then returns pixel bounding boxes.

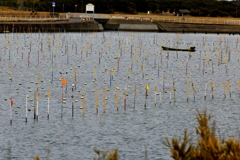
[179,9,191,14]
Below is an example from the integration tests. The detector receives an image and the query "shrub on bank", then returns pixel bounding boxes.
[163,109,240,160]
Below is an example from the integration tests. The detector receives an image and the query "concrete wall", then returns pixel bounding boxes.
[103,19,158,31]
[0,21,103,32]
[156,22,240,34]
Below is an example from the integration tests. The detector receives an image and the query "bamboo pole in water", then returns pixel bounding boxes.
[47,89,50,119]
[186,78,191,102]
[223,81,226,98]
[228,80,232,97]
[134,84,136,109]
[103,87,107,113]
[124,86,127,111]
[211,82,214,99]
[95,87,98,114]
[93,66,97,81]
[154,86,157,106]
[192,83,196,101]
[115,87,119,111]
[25,95,28,122]
[36,91,39,120]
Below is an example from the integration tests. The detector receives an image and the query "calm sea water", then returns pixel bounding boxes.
[0,32,239,159]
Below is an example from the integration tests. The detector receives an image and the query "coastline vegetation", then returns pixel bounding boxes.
[1,0,240,17]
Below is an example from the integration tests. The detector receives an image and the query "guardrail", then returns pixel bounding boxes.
[0,15,68,22]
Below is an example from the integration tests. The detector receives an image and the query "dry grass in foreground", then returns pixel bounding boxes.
[163,109,240,160]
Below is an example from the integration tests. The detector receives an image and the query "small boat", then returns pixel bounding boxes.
[162,46,195,52]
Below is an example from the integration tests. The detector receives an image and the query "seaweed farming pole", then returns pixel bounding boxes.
[223,81,227,98]
[228,80,232,97]
[211,82,214,99]
[36,91,39,121]
[192,83,196,101]
[204,83,207,100]
[10,98,13,124]
[71,84,74,117]
[28,52,30,66]
[173,79,176,103]
[134,84,136,109]
[169,87,172,103]
[93,66,96,81]
[25,95,28,122]
[124,86,127,111]
[74,66,77,89]
[103,88,107,113]
[115,87,119,111]
[47,89,50,119]
[142,62,144,78]
[145,85,150,108]
[51,65,54,84]
[95,87,98,114]
[159,88,162,105]
[154,86,157,106]
[186,78,190,102]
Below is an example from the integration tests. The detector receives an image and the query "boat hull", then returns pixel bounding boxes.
[162,46,195,52]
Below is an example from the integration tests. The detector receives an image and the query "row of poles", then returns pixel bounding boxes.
[8,78,240,124]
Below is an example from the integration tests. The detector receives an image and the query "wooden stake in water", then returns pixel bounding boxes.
[51,65,54,83]
[173,79,176,103]
[115,87,119,111]
[211,82,214,99]
[93,66,97,81]
[154,86,157,106]
[228,80,232,97]
[192,83,196,101]
[142,62,144,78]
[117,57,120,71]
[36,91,39,120]
[47,89,50,119]
[223,81,226,98]
[109,70,112,87]
[103,88,107,113]
[81,94,85,116]
[37,72,40,90]
[127,66,131,79]
[186,78,191,102]
[95,87,98,113]
[134,84,136,109]
[74,66,77,89]
[159,87,162,105]
[145,85,150,108]
[10,98,13,124]
[71,84,74,117]
[26,95,28,122]
[169,87,172,103]
[28,52,30,66]
[204,83,207,100]
[124,86,127,111]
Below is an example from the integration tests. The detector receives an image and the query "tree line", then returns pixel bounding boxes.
[2,0,240,17]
